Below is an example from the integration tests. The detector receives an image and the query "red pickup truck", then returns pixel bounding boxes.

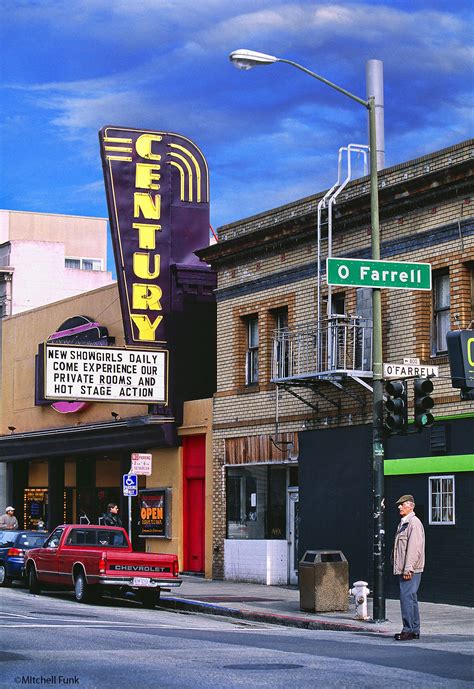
[24,524,182,608]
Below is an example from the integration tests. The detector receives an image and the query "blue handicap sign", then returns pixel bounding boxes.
[123,473,138,496]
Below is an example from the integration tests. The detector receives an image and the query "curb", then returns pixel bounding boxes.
[158,597,392,635]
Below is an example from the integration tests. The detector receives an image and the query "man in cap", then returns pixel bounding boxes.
[0,506,19,530]
[392,494,425,641]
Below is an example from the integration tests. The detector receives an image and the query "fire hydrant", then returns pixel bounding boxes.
[349,580,370,620]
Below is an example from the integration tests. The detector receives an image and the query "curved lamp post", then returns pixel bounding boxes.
[229,48,385,622]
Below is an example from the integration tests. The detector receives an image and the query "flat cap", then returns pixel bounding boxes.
[396,495,414,505]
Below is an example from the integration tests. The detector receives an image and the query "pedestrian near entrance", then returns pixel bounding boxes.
[100,503,123,527]
[0,506,18,530]
[392,494,425,641]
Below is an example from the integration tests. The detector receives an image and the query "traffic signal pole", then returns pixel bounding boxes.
[369,97,386,622]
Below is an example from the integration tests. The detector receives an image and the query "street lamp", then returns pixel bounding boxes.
[229,48,386,622]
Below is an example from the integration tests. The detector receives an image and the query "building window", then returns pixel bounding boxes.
[429,475,455,525]
[226,465,287,539]
[65,258,102,271]
[272,308,289,379]
[245,317,259,385]
[0,280,8,318]
[332,293,345,316]
[82,259,102,271]
[432,272,450,354]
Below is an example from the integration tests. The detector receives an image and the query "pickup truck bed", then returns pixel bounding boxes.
[24,524,182,607]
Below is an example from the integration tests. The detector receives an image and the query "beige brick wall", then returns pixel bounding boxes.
[210,140,474,578]
[218,140,473,242]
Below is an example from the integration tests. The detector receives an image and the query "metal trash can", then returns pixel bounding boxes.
[299,550,349,612]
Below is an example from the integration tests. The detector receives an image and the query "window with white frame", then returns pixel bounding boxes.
[245,317,259,385]
[82,259,102,271]
[272,307,289,379]
[429,475,455,525]
[432,272,450,354]
[65,257,103,271]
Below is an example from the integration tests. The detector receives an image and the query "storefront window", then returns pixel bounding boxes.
[226,465,287,539]
[24,488,48,530]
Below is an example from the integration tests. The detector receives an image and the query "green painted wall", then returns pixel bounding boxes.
[384,454,474,475]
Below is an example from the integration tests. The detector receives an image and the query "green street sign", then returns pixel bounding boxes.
[326,257,431,290]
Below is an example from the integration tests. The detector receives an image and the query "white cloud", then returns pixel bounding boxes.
[1,0,471,227]
[4,1,471,140]
[203,3,471,74]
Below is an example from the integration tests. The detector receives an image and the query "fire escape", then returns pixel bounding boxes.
[272,145,374,430]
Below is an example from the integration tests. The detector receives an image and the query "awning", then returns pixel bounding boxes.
[0,416,177,462]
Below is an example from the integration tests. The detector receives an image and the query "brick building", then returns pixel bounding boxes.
[198,139,474,605]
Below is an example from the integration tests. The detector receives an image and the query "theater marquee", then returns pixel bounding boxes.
[99,126,210,348]
[44,344,168,404]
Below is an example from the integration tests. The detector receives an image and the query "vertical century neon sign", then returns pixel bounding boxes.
[99,127,210,348]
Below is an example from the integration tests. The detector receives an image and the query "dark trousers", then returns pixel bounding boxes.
[399,572,422,633]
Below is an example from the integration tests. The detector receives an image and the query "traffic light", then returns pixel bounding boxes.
[414,378,435,429]
[384,380,408,434]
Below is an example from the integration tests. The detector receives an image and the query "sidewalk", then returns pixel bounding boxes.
[160,576,474,637]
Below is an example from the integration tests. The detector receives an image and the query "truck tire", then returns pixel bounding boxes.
[0,563,12,587]
[139,588,160,609]
[74,571,93,603]
[28,566,41,594]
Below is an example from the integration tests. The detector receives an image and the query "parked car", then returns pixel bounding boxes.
[0,530,48,586]
[24,524,182,607]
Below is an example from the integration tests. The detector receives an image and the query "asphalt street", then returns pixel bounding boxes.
[1,586,472,689]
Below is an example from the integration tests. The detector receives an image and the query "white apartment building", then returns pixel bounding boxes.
[0,210,113,316]
[0,209,114,510]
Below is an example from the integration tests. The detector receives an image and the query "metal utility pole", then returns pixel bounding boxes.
[366,59,385,170]
[368,97,385,622]
[229,49,387,621]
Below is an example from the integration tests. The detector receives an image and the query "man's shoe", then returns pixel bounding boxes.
[394,631,416,641]
[413,633,420,639]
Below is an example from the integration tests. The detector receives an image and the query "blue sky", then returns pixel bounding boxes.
[1,1,472,273]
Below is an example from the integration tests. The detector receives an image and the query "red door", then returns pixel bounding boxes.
[183,436,205,573]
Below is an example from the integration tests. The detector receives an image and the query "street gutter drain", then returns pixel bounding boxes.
[29,611,100,619]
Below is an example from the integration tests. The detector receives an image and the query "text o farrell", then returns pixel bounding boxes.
[327,257,431,291]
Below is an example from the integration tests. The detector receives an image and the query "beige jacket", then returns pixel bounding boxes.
[392,511,425,575]
[0,513,18,530]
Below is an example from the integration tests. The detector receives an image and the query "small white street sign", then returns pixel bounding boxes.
[131,453,152,476]
[383,363,439,379]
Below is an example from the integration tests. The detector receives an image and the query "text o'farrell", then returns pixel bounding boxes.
[327,257,431,291]
[337,265,349,279]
